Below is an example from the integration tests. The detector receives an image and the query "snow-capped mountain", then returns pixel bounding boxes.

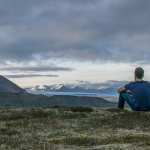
[25,80,130,95]
[30,84,63,91]
[29,81,95,92]
[26,81,118,94]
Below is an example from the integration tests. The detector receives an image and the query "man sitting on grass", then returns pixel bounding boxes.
[117,67,150,111]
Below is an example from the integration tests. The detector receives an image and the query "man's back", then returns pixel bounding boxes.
[125,81,150,110]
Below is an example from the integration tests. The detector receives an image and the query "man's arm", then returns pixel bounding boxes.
[117,87,126,93]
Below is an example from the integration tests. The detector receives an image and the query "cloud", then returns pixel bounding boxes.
[0,0,150,64]
[65,80,132,94]
[0,66,73,72]
[4,74,58,78]
[72,80,129,90]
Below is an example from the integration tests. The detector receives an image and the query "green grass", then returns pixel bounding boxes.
[52,135,150,146]
[0,106,150,149]
[50,105,94,112]
[104,108,128,113]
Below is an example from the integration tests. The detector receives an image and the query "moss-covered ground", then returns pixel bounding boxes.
[0,106,150,150]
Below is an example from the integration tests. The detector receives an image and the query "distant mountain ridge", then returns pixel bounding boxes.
[0,75,27,93]
[0,91,117,108]
[27,81,117,94]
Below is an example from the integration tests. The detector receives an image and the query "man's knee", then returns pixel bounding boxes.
[120,91,127,96]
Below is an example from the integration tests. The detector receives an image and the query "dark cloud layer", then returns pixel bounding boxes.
[4,74,58,78]
[0,66,73,72]
[0,0,150,64]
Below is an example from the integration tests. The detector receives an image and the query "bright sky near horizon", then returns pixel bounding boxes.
[0,0,150,88]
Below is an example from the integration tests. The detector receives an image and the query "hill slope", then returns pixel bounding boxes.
[0,75,27,93]
[0,92,117,108]
[0,107,149,149]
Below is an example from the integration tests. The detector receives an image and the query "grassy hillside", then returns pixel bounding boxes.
[0,106,149,149]
[0,92,117,108]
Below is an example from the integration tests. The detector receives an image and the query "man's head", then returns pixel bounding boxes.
[134,67,144,80]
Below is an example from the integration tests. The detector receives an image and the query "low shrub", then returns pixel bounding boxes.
[105,108,128,113]
[52,137,99,146]
[50,105,61,108]
[0,114,24,121]
[51,135,150,146]
[0,128,19,136]
[49,105,71,111]
[5,120,29,128]
[70,106,94,112]
[62,112,87,119]
[50,105,69,108]
[88,111,150,131]
[49,105,94,112]
[29,108,50,118]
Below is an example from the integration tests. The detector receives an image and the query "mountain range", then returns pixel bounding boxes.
[26,81,117,94]
[0,76,119,109]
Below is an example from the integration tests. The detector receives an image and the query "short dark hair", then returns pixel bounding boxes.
[135,67,144,79]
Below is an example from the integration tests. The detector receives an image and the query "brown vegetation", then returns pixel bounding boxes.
[0,106,150,149]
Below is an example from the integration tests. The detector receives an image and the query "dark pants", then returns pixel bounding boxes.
[118,91,134,110]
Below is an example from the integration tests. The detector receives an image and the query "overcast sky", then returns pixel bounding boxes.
[0,0,150,88]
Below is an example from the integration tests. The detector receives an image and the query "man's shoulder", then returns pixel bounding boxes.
[125,81,149,86]
[124,81,150,89]
[126,81,136,85]
[129,80,150,85]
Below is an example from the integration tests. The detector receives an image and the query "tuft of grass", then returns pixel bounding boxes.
[70,106,94,112]
[49,105,69,108]
[29,108,50,118]
[88,111,150,131]
[0,128,19,136]
[105,108,128,113]
[52,136,99,146]
[49,105,94,112]
[62,112,87,119]
[50,105,62,108]
[0,114,24,121]
[51,135,150,146]
[5,120,29,128]
[0,108,55,122]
